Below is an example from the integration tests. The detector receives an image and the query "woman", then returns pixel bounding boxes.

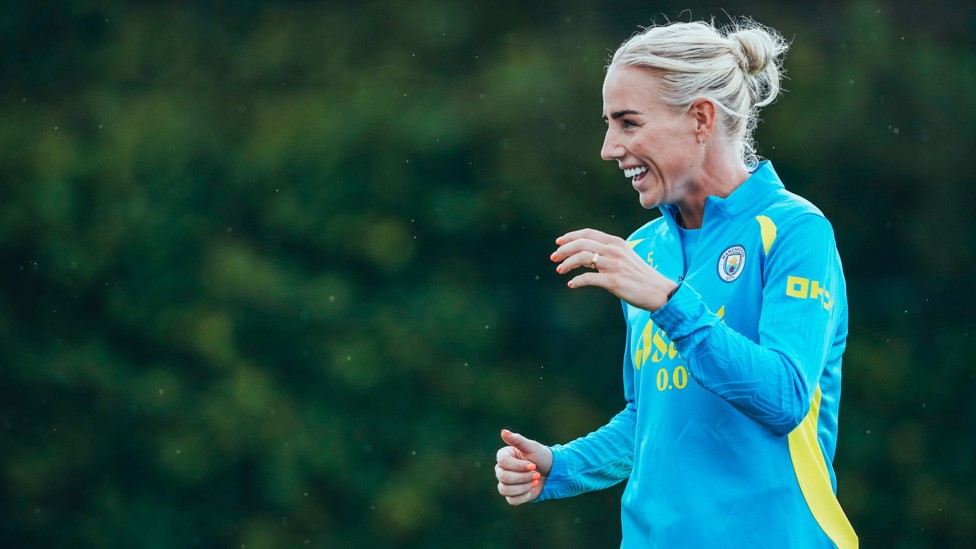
[495,18,857,548]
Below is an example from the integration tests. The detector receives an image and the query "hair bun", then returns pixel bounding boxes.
[730,28,776,76]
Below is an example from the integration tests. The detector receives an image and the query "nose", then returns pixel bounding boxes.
[601,130,624,162]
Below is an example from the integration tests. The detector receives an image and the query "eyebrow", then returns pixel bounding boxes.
[603,109,642,121]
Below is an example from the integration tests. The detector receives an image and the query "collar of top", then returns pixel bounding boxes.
[660,160,785,226]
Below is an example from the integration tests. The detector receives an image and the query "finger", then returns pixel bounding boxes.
[496,450,537,472]
[556,250,603,274]
[495,445,515,462]
[505,484,543,506]
[494,463,537,483]
[555,228,617,246]
[497,480,537,497]
[550,238,608,263]
[500,430,545,457]
[496,467,541,485]
[567,272,606,290]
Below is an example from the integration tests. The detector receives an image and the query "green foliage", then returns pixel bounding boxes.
[1,1,974,547]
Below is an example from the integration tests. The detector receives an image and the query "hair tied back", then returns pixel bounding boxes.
[730,28,774,76]
[608,17,788,166]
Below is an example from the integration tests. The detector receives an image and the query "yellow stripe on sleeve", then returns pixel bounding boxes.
[755,215,777,255]
[788,386,858,548]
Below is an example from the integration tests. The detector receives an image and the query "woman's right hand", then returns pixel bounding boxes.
[495,429,553,505]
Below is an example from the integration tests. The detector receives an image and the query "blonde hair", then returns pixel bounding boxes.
[609,18,788,167]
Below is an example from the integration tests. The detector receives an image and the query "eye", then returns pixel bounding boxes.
[621,119,639,129]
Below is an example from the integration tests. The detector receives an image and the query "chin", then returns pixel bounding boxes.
[638,193,661,210]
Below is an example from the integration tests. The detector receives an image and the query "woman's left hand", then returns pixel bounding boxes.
[551,228,678,312]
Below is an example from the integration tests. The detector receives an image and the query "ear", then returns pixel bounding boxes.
[688,98,716,142]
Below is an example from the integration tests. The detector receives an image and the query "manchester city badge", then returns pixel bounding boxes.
[718,245,746,282]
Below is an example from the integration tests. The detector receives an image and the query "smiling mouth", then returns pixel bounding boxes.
[624,166,649,184]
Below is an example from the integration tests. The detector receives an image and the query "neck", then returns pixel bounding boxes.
[674,147,751,229]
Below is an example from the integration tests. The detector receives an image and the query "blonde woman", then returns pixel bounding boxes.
[496,18,857,548]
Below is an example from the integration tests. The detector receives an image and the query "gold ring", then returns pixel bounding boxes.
[590,252,600,269]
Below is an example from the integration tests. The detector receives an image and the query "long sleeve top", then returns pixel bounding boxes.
[537,162,857,548]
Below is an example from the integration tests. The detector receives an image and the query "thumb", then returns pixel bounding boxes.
[500,429,544,455]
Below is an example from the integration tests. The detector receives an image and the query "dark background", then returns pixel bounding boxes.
[1,0,974,547]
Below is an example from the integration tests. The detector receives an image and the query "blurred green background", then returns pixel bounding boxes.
[1,0,974,547]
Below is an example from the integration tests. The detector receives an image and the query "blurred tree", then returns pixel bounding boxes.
[0,0,973,547]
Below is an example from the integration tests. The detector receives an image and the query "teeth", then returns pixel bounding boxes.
[623,166,648,178]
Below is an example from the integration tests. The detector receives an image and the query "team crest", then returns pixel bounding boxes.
[717,245,746,282]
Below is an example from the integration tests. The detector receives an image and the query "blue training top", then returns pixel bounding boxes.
[537,162,857,548]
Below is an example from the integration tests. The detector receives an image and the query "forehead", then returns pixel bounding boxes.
[602,65,665,112]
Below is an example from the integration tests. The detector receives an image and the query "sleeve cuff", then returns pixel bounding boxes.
[650,281,720,344]
[534,444,570,502]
